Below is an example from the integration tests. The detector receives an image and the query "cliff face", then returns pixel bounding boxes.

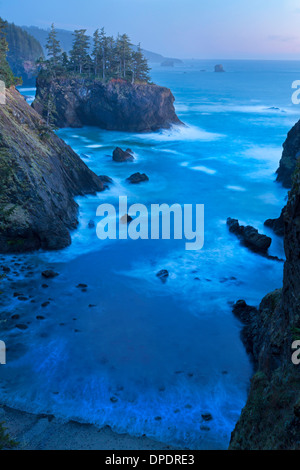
[276,119,300,188]
[0,87,104,253]
[230,161,300,450]
[32,76,182,132]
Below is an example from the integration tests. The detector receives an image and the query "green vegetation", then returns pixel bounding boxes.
[0,17,20,87]
[41,24,151,84]
[5,22,43,83]
[0,422,16,449]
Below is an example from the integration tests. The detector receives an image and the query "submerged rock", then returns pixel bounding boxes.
[113,147,134,162]
[156,269,169,283]
[126,172,149,184]
[32,77,183,132]
[42,270,59,279]
[227,218,272,254]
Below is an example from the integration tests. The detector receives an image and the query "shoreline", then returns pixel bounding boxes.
[0,404,177,450]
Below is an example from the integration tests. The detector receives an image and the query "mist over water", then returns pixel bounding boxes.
[2,60,297,448]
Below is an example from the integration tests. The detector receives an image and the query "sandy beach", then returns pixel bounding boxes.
[0,405,176,450]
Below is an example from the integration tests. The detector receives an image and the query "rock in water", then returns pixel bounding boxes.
[156,269,169,283]
[230,136,300,450]
[227,218,272,254]
[120,214,133,224]
[98,175,113,188]
[264,209,285,237]
[214,64,225,73]
[32,77,183,132]
[41,270,59,279]
[126,172,149,184]
[276,119,300,188]
[0,87,105,253]
[113,148,135,162]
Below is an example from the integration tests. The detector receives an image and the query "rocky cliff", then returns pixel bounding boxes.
[32,76,182,132]
[276,119,300,188]
[230,160,300,450]
[0,87,104,253]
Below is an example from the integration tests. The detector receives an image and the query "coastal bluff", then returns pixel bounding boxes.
[276,118,300,188]
[0,87,105,253]
[230,158,300,449]
[32,76,182,132]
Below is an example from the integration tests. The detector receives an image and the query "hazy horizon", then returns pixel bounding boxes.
[1,0,300,61]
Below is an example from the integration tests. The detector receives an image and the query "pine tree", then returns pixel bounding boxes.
[92,29,100,76]
[119,33,132,80]
[70,29,90,74]
[131,43,151,83]
[45,24,62,68]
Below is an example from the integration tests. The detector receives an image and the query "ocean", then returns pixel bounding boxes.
[1,59,299,449]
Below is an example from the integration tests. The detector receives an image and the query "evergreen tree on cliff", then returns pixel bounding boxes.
[132,43,151,83]
[118,33,133,80]
[70,29,90,74]
[45,24,62,68]
[0,17,18,87]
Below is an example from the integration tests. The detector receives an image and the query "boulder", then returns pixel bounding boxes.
[227,218,272,254]
[41,270,59,279]
[214,64,225,73]
[126,172,149,184]
[113,147,134,162]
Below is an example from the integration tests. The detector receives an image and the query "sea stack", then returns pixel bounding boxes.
[32,77,183,132]
[214,64,225,73]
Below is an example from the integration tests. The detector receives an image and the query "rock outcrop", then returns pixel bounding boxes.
[112,148,134,162]
[227,218,272,254]
[0,87,105,253]
[32,76,182,132]
[214,64,225,73]
[126,172,149,184]
[230,160,300,450]
[276,119,300,188]
[264,209,285,237]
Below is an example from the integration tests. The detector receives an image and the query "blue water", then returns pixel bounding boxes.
[1,60,299,449]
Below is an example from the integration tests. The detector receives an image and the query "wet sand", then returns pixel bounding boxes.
[1,405,176,450]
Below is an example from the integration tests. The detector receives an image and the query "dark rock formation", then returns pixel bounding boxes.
[32,76,183,132]
[264,209,285,237]
[230,160,300,450]
[0,87,105,253]
[227,218,272,254]
[41,270,59,279]
[113,148,134,162]
[214,64,225,73]
[126,172,149,184]
[120,214,133,224]
[276,119,300,188]
[98,175,113,188]
[156,269,169,283]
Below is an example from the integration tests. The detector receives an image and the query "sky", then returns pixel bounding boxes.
[1,0,300,59]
